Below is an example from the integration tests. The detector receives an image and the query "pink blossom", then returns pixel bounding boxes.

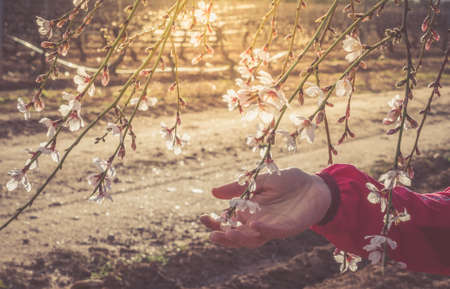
[383,95,403,125]
[6,169,31,192]
[74,67,95,96]
[39,117,56,138]
[160,122,190,155]
[277,130,297,152]
[366,182,388,212]
[35,16,53,39]
[384,208,411,231]
[379,169,411,190]
[289,114,316,143]
[194,1,217,25]
[190,31,202,47]
[254,47,270,65]
[242,103,277,124]
[229,197,261,214]
[222,89,241,112]
[17,98,31,120]
[73,0,88,10]
[333,250,362,273]
[130,96,158,111]
[335,79,353,97]
[343,35,363,62]
[59,99,84,132]
[106,122,121,137]
[87,157,115,203]
[363,235,397,265]
[237,171,257,192]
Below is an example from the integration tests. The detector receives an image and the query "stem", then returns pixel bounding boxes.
[276,0,338,86]
[90,0,185,198]
[382,0,414,269]
[280,0,303,76]
[406,48,448,168]
[0,0,149,232]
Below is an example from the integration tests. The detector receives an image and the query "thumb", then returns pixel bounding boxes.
[212,182,247,199]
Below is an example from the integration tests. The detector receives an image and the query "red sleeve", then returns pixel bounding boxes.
[311,164,450,275]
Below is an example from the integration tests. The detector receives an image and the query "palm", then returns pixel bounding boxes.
[201,168,331,248]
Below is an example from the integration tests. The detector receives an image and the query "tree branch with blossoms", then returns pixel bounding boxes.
[1,0,187,231]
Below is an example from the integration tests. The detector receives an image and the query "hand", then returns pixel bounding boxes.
[200,168,332,248]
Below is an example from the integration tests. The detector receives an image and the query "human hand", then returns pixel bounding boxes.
[200,168,332,248]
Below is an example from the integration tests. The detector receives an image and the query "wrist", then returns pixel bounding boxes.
[314,172,340,226]
[300,174,333,226]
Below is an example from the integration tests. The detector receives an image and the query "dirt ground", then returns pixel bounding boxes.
[0,83,449,289]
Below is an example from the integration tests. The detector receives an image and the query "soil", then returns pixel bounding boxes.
[0,84,449,289]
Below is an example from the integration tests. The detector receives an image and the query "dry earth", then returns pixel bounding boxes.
[0,86,449,288]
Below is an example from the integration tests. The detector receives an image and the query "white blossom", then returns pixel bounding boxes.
[222,89,240,111]
[363,235,398,265]
[73,0,88,10]
[36,16,53,38]
[17,98,31,120]
[277,130,297,152]
[289,114,316,143]
[366,182,388,212]
[335,79,353,97]
[59,99,84,132]
[130,96,158,111]
[230,197,261,214]
[333,250,362,273]
[379,169,411,190]
[194,1,217,24]
[6,169,31,192]
[343,35,363,62]
[39,117,56,138]
[74,67,95,96]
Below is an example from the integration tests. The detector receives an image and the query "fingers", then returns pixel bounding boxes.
[250,221,294,240]
[200,214,221,231]
[210,229,265,249]
[212,182,247,199]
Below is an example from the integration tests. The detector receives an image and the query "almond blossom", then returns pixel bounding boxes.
[277,130,297,152]
[87,157,115,203]
[130,96,158,111]
[383,95,403,125]
[363,235,397,265]
[6,169,31,192]
[160,122,190,155]
[343,35,363,62]
[190,31,202,47]
[194,1,217,25]
[335,78,353,97]
[73,0,88,10]
[379,169,411,190]
[74,67,95,96]
[304,83,326,105]
[384,208,411,231]
[59,98,84,132]
[35,16,53,39]
[333,249,362,273]
[289,114,316,143]
[229,197,261,214]
[106,122,122,138]
[17,98,31,120]
[237,171,257,192]
[253,47,270,65]
[366,182,388,212]
[222,89,241,112]
[242,103,277,124]
[39,118,57,138]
